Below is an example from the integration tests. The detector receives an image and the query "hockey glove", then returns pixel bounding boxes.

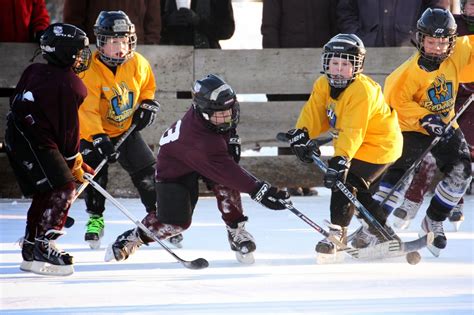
[250,181,290,210]
[167,8,200,26]
[324,156,350,189]
[70,153,95,183]
[228,131,241,163]
[420,114,454,140]
[92,134,120,163]
[286,128,317,163]
[132,99,160,131]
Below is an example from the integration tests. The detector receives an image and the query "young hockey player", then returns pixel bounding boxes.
[4,23,93,275]
[286,33,403,262]
[78,11,160,249]
[106,74,290,264]
[371,8,473,256]
[392,0,474,232]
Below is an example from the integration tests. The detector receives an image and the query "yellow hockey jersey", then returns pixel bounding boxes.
[384,35,474,135]
[296,74,403,164]
[79,51,156,142]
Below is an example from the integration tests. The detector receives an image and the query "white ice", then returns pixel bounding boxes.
[1,190,473,314]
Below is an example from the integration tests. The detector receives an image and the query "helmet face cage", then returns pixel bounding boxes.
[415,31,456,64]
[322,52,364,88]
[416,8,457,64]
[94,11,137,66]
[72,47,92,74]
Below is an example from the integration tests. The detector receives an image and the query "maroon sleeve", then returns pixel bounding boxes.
[183,145,259,194]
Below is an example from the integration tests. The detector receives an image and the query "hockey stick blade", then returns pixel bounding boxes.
[84,174,209,270]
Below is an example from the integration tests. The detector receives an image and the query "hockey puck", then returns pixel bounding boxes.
[406,251,421,265]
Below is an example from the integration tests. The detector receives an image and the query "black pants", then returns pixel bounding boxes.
[81,130,156,215]
[330,158,391,227]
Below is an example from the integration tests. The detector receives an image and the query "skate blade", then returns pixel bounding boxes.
[235,252,255,264]
[316,251,345,264]
[392,216,411,230]
[450,220,463,232]
[30,261,74,276]
[104,243,116,262]
[19,260,33,272]
[418,231,441,257]
[87,240,101,250]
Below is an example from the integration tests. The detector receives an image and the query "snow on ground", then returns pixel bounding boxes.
[1,190,473,314]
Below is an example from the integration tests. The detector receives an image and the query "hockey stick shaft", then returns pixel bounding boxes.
[83,173,209,270]
[310,150,393,241]
[380,93,474,206]
[72,124,137,203]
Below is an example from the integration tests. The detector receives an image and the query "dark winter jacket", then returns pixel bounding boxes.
[0,0,50,42]
[336,0,441,47]
[63,0,162,45]
[160,0,234,48]
[261,0,338,48]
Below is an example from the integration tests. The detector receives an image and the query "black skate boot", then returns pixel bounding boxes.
[104,228,145,262]
[448,204,464,232]
[420,215,446,257]
[19,238,35,272]
[31,230,74,276]
[84,214,104,250]
[167,233,184,248]
[226,217,256,264]
[315,222,347,264]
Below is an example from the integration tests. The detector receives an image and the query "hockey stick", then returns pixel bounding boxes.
[380,93,474,206]
[63,125,138,228]
[83,173,209,270]
[72,123,137,203]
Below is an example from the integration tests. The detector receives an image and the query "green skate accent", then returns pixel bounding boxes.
[86,215,105,236]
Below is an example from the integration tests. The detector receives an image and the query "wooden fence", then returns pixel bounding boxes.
[0,43,416,197]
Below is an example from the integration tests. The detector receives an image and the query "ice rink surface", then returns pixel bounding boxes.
[1,189,473,314]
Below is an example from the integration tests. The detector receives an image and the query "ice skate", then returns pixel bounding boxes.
[30,230,74,276]
[448,204,464,232]
[315,223,347,264]
[18,237,35,272]
[226,219,256,264]
[105,228,144,262]
[166,233,183,248]
[420,215,446,257]
[392,199,422,230]
[85,215,104,249]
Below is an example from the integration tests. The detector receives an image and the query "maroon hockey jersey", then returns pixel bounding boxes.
[156,107,259,194]
[9,63,87,159]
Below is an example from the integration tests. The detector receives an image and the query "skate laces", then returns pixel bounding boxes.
[38,238,67,259]
[86,216,104,233]
[425,217,445,237]
[227,222,254,244]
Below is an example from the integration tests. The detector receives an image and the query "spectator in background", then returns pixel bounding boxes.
[0,0,50,43]
[261,0,338,48]
[63,0,161,45]
[336,0,444,47]
[160,0,234,48]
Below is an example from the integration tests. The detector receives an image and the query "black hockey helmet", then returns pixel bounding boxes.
[321,33,366,89]
[192,74,240,133]
[40,23,92,74]
[461,0,474,24]
[93,10,137,66]
[415,8,457,64]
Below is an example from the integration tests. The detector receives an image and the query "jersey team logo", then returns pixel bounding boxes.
[424,74,454,117]
[107,82,135,124]
[326,102,337,128]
